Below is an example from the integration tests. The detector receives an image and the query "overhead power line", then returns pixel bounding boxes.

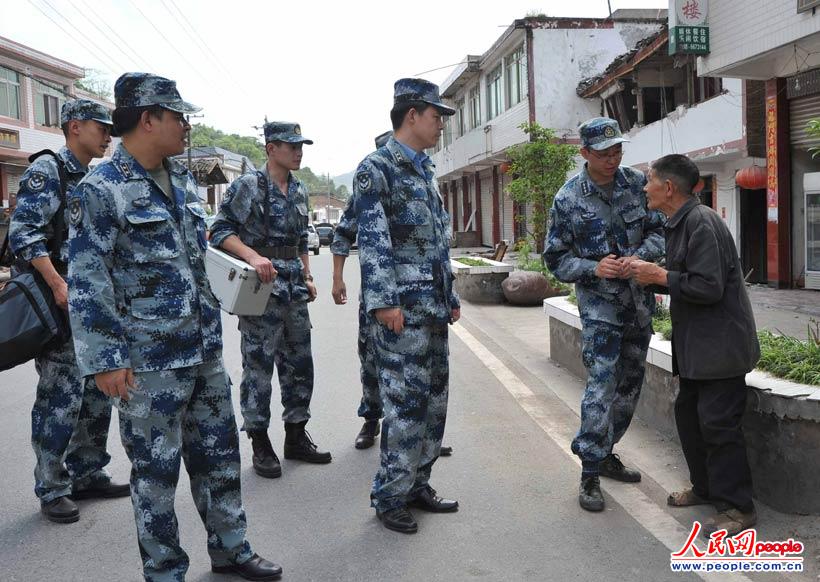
[26,0,123,75]
[70,0,156,72]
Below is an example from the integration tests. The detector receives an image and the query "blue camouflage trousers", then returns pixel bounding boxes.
[572,318,652,465]
[115,359,253,582]
[32,336,112,502]
[356,301,381,420]
[369,322,449,512]
[238,295,313,429]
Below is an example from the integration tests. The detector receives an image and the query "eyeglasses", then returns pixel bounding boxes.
[588,147,624,161]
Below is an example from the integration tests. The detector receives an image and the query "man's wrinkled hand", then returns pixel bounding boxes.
[331,278,347,305]
[95,368,135,401]
[629,259,666,287]
[594,254,621,279]
[249,255,277,284]
[450,308,461,323]
[375,307,404,333]
[306,280,318,302]
[616,255,639,279]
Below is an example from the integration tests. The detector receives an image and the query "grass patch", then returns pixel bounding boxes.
[756,322,820,386]
[454,257,492,267]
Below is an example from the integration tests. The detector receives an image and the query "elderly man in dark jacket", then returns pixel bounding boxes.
[629,154,759,537]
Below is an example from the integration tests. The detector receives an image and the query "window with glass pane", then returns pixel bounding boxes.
[34,80,66,127]
[505,46,526,107]
[487,65,502,119]
[0,66,21,119]
[468,86,481,130]
[455,99,465,137]
[807,192,820,272]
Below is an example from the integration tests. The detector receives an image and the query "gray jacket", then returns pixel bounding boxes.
[663,198,760,380]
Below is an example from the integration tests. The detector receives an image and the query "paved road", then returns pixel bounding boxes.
[0,250,809,581]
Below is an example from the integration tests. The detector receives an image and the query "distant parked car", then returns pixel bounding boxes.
[316,225,334,246]
[307,224,320,255]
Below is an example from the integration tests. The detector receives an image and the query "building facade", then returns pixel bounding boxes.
[430,11,666,247]
[0,35,115,211]
[699,0,820,289]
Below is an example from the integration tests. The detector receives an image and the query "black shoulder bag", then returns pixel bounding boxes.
[0,150,72,371]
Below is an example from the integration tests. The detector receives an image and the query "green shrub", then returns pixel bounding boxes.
[516,240,571,294]
[756,321,820,386]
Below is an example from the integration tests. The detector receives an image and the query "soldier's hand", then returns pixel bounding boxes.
[306,280,318,302]
[49,276,69,310]
[594,254,621,279]
[450,308,461,323]
[332,278,347,305]
[375,307,404,334]
[249,255,277,284]
[95,368,136,401]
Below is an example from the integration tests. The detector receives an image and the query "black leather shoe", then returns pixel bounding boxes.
[284,422,332,463]
[579,475,605,512]
[212,553,283,581]
[355,420,380,449]
[248,430,282,478]
[70,480,130,500]
[408,486,459,513]
[439,445,453,457]
[376,506,418,534]
[41,496,79,523]
[599,453,641,483]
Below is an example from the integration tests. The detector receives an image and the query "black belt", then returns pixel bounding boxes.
[252,245,299,260]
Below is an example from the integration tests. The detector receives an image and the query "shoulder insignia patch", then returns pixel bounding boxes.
[26,172,47,193]
[357,172,372,193]
[69,197,83,226]
[132,197,151,208]
[119,161,133,178]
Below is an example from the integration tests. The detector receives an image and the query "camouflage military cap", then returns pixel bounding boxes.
[263,122,313,145]
[579,117,629,151]
[114,72,201,114]
[393,78,455,116]
[60,99,113,126]
[374,130,392,148]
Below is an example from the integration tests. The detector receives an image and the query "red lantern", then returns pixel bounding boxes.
[500,161,512,174]
[735,166,767,190]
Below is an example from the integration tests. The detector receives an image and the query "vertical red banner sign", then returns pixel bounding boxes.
[764,79,791,287]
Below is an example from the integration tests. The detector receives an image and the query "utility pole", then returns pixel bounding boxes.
[607,0,613,18]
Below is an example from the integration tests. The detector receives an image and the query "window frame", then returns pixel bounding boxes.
[505,45,527,108]
[34,79,67,127]
[0,66,21,120]
[486,64,503,120]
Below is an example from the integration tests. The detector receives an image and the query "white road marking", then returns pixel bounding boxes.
[452,322,754,582]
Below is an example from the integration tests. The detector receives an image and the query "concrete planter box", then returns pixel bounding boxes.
[544,296,820,515]
[451,258,514,304]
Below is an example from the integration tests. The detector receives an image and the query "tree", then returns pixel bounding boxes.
[190,123,266,167]
[74,69,112,101]
[506,122,577,255]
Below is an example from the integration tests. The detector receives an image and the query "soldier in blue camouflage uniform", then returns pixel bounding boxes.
[67,73,281,582]
[9,99,130,524]
[332,130,453,456]
[544,117,665,512]
[352,79,460,534]
[210,121,331,480]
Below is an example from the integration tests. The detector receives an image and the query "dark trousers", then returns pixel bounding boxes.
[675,376,754,513]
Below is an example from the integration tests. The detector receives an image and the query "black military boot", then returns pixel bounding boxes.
[579,475,605,512]
[355,419,380,449]
[284,421,332,463]
[247,430,282,478]
[599,453,642,483]
[41,496,80,524]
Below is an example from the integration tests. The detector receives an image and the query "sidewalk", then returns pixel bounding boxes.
[452,246,820,340]
[457,297,819,581]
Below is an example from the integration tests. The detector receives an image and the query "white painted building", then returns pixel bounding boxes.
[698,0,820,289]
[430,11,665,247]
[577,24,768,282]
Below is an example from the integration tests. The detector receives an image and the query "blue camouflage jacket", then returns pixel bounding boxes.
[10,146,87,270]
[330,193,357,257]
[544,164,665,327]
[67,143,220,376]
[352,137,459,325]
[210,167,310,303]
